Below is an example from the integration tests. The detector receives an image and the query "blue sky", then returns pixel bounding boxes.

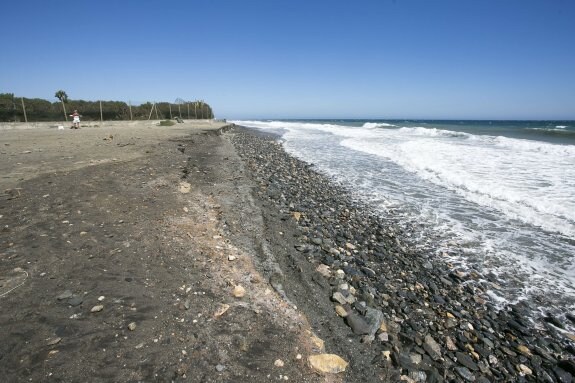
[2,0,574,119]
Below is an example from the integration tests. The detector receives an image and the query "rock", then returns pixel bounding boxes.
[335,305,348,317]
[552,366,572,383]
[215,364,226,372]
[316,264,331,278]
[517,344,532,356]
[214,303,230,317]
[455,366,476,381]
[310,334,325,352]
[128,322,137,331]
[67,296,84,307]
[179,182,191,193]
[423,334,442,361]
[46,337,62,346]
[456,352,479,371]
[558,360,575,376]
[345,313,371,335]
[364,307,384,336]
[332,291,353,305]
[274,359,284,367]
[56,290,73,300]
[232,285,245,298]
[308,354,348,374]
[90,305,104,313]
[544,314,565,329]
[517,364,532,375]
[446,336,458,351]
[378,332,389,342]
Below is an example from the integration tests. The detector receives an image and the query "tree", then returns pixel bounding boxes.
[55,90,69,121]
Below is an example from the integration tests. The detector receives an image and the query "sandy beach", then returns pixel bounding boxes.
[2,121,575,382]
[0,121,328,382]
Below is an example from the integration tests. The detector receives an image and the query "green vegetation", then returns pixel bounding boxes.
[159,120,176,126]
[0,93,214,122]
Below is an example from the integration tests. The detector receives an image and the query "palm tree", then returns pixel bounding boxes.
[55,90,69,121]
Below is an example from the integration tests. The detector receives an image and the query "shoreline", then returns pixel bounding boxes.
[230,125,575,382]
[1,122,574,382]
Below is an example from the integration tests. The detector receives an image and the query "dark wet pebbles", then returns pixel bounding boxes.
[231,128,575,383]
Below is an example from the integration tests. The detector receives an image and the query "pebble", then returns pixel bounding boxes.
[231,128,575,383]
[90,305,104,313]
[232,285,245,298]
[128,322,137,331]
[308,354,348,374]
[56,290,73,300]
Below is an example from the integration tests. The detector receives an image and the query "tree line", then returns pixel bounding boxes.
[0,91,214,122]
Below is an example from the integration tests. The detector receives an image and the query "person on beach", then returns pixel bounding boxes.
[70,110,81,129]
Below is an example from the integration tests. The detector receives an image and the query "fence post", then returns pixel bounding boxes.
[129,101,133,120]
[100,101,103,124]
[21,98,28,123]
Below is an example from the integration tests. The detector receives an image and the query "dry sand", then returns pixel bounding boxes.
[0,121,333,382]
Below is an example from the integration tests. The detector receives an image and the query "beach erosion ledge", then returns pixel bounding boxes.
[0,122,573,382]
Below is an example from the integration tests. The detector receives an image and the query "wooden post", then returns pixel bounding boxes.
[129,101,133,120]
[178,103,181,118]
[100,101,103,124]
[148,103,154,120]
[187,103,190,119]
[154,103,159,120]
[169,104,173,119]
[21,98,28,123]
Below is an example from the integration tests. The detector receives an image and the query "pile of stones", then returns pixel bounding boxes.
[231,128,575,382]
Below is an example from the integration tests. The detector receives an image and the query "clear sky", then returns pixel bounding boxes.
[2,0,574,120]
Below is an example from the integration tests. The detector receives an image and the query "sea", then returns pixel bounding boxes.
[232,119,575,321]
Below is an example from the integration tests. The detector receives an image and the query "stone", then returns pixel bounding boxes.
[46,337,62,346]
[364,307,384,336]
[90,305,104,313]
[345,313,371,335]
[455,366,476,381]
[308,354,348,374]
[215,364,225,372]
[128,322,137,331]
[274,359,284,367]
[232,285,245,298]
[56,290,73,300]
[517,344,531,356]
[335,305,348,317]
[310,334,325,352]
[517,364,532,375]
[316,264,331,278]
[179,182,191,193]
[67,296,83,306]
[456,352,479,371]
[423,334,442,361]
[214,303,230,317]
[446,336,458,351]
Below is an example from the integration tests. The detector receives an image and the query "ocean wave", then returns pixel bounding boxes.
[362,122,397,129]
[526,127,575,137]
[494,135,575,155]
[398,126,472,138]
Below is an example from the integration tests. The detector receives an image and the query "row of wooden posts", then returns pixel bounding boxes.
[17,98,207,123]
